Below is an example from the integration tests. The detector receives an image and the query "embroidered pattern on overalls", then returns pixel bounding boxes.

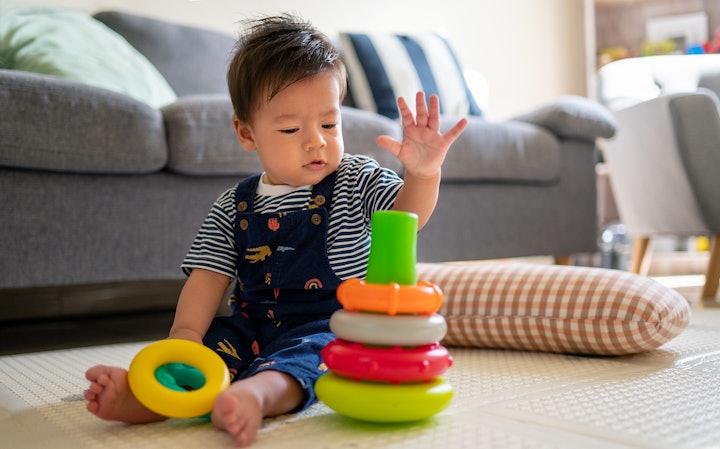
[202,172,343,385]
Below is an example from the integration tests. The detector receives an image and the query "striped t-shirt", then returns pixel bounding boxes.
[181,153,404,281]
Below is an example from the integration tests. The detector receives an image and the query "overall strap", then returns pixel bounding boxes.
[308,171,337,211]
[234,174,262,213]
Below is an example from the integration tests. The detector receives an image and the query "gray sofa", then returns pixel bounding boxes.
[0,11,616,322]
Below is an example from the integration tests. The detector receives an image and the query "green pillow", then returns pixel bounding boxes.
[0,4,177,108]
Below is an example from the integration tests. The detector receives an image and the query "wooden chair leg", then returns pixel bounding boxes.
[554,255,572,265]
[702,233,720,299]
[629,236,651,274]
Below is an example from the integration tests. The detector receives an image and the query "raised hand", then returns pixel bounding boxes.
[376,92,467,179]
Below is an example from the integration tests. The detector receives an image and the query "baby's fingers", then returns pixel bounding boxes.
[397,96,415,128]
[443,118,468,144]
[425,94,440,130]
[414,92,429,127]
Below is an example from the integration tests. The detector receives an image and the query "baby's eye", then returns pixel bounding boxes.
[322,124,337,130]
[280,128,299,134]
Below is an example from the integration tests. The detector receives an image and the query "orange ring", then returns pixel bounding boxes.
[336,278,443,315]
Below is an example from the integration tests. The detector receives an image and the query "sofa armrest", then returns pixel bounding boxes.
[512,95,616,141]
[0,69,166,173]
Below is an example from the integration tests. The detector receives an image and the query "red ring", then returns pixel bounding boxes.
[321,339,453,384]
[336,278,443,315]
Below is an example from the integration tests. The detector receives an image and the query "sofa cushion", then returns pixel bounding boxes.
[164,99,560,183]
[162,101,406,176]
[94,11,236,97]
[162,95,264,176]
[339,31,482,119]
[0,4,176,109]
[440,117,560,183]
[417,262,691,355]
[340,107,405,174]
[0,69,167,174]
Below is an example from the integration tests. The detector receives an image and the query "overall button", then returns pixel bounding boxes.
[239,219,249,230]
[311,213,322,225]
[313,195,326,206]
[237,201,248,212]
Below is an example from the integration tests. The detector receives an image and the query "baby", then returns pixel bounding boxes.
[85,13,466,446]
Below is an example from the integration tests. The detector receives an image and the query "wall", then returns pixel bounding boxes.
[18,0,588,119]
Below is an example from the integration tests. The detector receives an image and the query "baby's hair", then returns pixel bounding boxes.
[227,13,347,123]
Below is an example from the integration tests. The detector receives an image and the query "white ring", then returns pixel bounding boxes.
[329,309,447,346]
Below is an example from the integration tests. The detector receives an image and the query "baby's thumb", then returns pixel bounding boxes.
[376,135,401,158]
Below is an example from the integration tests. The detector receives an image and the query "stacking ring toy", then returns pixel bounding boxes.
[315,372,453,422]
[337,278,443,315]
[321,340,452,383]
[329,310,447,346]
[128,339,230,418]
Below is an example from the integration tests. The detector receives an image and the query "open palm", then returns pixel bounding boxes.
[376,92,467,179]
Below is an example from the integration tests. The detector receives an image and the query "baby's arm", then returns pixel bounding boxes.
[169,268,231,343]
[376,92,467,229]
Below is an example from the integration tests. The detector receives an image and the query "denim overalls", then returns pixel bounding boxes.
[203,172,343,410]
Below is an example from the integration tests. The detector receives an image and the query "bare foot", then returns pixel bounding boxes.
[84,365,165,424]
[211,371,303,446]
[211,384,264,447]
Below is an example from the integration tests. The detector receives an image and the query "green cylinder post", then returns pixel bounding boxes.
[365,210,418,286]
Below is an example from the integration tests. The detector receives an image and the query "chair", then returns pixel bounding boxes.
[597,54,720,301]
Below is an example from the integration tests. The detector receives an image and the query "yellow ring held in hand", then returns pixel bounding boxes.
[127,339,230,418]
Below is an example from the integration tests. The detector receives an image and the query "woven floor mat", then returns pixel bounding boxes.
[1,308,719,449]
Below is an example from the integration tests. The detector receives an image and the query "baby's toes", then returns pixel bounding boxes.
[85,364,109,382]
[212,394,240,431]
[84,388,97,402]
[85,380,105,396]
[86,398,100,414]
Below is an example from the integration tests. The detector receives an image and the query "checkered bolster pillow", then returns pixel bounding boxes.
[417,262,691,355]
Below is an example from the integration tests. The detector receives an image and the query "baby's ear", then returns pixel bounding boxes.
[233,116,257,152]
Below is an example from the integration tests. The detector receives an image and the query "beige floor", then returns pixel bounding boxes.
[1,307,718,449]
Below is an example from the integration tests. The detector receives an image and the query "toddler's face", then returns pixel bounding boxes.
[235,71,344,187]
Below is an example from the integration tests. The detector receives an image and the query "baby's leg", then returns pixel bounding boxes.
[212,370,303,447]
[84,365,166,424]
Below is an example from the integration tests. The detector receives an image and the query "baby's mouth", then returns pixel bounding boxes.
[304,160,327,169]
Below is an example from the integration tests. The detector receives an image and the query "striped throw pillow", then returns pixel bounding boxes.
[339,32,482,119]
[416,262,691,355]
